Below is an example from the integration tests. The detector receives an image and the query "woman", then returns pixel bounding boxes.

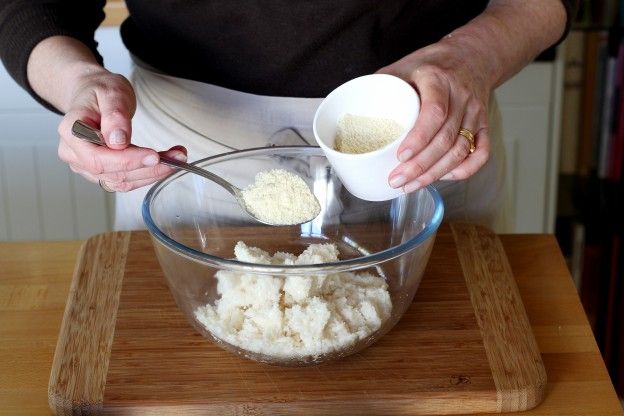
[0,0,577,230]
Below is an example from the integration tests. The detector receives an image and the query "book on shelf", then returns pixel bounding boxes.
[561,29,624,180]
[576,0,621,28]
[602,234,620,368]
[570,221,585,290]
[608,39,624,180]
[559,31,585,175]
[597,43,617,178]
[574,178,624,394]
[615,234,624,398]
[577,30,609,177]
[605,38,623,180]
[579,236,603,331]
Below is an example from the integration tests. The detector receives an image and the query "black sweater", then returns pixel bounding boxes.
[0,0,578,111]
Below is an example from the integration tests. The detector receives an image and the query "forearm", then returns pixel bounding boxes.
[27,36,106,113]
[445,0,567,89]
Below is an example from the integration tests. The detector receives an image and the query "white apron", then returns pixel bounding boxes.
[114,66,510,232]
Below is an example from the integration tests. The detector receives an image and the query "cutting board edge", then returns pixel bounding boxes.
[99,395,501,416]
[450,223,547,412]
[48,231,132,416]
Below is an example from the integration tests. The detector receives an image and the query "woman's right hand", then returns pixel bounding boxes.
[56,67,187,192]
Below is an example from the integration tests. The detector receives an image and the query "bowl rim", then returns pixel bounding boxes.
[142,146,444,274]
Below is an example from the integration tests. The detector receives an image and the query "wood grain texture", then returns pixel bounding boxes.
[0,240,82,415]
[451,224,546,412]
[2,228,623,415]
[103,1,128,26]
[48,232,131,415]
[103,228,492,415]
[45,224,546,415]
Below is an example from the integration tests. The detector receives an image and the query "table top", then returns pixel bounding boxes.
[1,233,623,415]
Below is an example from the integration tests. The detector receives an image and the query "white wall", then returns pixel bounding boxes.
[496,59,563,233]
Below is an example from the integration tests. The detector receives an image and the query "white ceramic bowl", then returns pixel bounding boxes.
[313,74,420,201]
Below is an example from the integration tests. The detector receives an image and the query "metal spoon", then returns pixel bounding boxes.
[71,120,303,226]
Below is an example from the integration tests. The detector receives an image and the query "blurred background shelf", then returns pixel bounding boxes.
[555,0,624,399]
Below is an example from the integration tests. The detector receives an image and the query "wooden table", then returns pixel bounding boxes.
[0,233,623,415]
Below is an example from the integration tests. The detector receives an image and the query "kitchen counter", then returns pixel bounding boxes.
[0,233,623,415]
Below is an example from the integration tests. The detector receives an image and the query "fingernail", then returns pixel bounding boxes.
[109,129,127,145]
[440,172,454,180]
[389,175,408,188]
[398,149,413,163]
[142,154,159,166]
[404,180,422,193]
[172,152,187,162]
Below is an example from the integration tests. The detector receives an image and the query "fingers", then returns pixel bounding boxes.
[377,36,497,190]
[60,117,186,192]
[409,132,473,190]
[389,67,470,189]
[409,101,484,188]
[386,59,492,191]
[437,100,490,181]
[100,147,187,192]
[55,70,188,192]
[98,147,187,183]
[68,163,99,184]
[59,110,158,169]
[97,75,136,149]
[78,142,161,174]
[70,146,188,192]
[440,128,490,181]
[97,165,173,192]
[396,70,451,163]
[388,95,490,191]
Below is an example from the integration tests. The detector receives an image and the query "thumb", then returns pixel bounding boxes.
[98,77,136,150]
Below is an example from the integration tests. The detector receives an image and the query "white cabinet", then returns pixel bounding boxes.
[0,28,562,240]
[495,57,563,233]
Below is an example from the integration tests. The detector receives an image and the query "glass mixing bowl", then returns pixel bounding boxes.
[143,146,444,366]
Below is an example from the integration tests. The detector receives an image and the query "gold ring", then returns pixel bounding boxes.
[98,179,115,193]
[458,128,476,153]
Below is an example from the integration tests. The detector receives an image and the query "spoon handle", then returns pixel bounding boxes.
[70,120,241,197]
[71,120,106,145]
[71,120,181,167]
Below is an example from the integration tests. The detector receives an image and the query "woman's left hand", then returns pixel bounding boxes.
[377,37,494,193]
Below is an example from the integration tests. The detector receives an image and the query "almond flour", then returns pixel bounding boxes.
[241,169,320,225]
[334,113,405,154]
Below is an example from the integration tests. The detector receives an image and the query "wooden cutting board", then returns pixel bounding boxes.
[48,223,546,415]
